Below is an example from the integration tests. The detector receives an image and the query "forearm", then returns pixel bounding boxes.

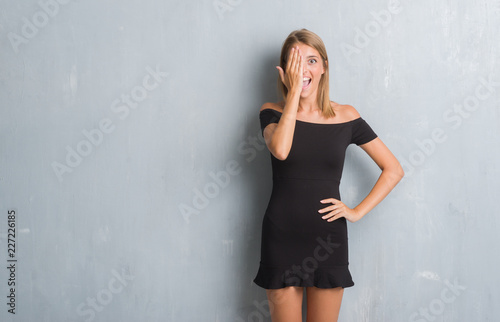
[353,167,403,219]
[267,90,301,160]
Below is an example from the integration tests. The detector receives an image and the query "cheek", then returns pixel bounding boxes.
[312,67,324,80]
[311,64,323,73]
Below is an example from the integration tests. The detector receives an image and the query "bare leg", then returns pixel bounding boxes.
[305,286,344,322]
[266,286,304,322]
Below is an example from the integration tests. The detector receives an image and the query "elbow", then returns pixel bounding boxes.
[270,145,290,161]
[397,164,405,180]
[392,163,405,182]
[272,149,289,161]
[383,162,405,183]
[268,142,290,161]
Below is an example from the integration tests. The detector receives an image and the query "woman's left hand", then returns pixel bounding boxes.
[318,198,361,223]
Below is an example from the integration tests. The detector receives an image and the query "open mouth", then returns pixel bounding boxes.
[303,77,312,89]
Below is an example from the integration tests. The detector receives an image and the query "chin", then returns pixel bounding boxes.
[300,87,317,99]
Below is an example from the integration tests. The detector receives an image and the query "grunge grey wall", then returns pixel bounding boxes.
[1,0,499,321]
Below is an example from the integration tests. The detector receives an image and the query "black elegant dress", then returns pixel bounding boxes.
[253,108,378,289]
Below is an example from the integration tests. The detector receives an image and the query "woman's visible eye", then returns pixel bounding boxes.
[308,59,317,64]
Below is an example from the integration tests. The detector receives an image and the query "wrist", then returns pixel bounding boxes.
[287,87,302,98]
[353,206,365,221]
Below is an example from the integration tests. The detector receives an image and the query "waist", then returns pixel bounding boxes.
[273,175,341,184]
[270,176,340,200]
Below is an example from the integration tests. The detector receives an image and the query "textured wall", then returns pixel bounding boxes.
[1,0,499,321]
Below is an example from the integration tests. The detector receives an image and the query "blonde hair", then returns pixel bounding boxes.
[278,29,334,117]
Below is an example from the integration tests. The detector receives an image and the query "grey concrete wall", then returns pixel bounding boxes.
[1,0,499,321]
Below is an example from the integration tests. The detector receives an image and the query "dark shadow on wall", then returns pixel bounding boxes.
[227,50,281,322]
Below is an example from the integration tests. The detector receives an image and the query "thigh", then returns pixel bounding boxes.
[266,286,304,322]
[305,286,344,322]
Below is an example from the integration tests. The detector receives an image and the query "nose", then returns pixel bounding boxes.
[302,59,308,73]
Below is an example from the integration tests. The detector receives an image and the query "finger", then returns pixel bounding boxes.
[328,215,343,222]
[286,47,295,72]
[322,209,342,220]
[318,207,327,213]
[320,198,339,204]
[293,48,300,73]
[276,66,285,83]
[321,211,336,219]
[291,46,299,70]
[298,54,303,74]
[296,48,302,73]
[320,205,343,217]
[318,205,337,213]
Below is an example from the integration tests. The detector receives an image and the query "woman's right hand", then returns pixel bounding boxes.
[276,46,303,95]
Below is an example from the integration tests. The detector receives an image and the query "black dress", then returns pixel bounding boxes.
[253,108,378,289]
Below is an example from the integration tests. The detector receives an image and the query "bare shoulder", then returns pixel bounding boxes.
[260,101,284,113]
[331,102,361,122]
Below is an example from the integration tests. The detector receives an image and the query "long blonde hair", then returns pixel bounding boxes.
[278,29,334,117]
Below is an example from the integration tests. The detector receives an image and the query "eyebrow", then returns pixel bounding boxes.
[285,54,319,61]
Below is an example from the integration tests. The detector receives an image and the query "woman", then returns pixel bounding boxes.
[253,29,404,321]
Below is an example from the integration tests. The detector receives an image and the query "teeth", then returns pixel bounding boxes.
[303,77,310,81]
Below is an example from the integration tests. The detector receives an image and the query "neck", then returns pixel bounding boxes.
[298,93,320,113]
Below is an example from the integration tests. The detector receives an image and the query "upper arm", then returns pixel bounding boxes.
[359,138,404,176]
[260,103,281,145]
[263,123,278,145]
[349,107,402,176]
